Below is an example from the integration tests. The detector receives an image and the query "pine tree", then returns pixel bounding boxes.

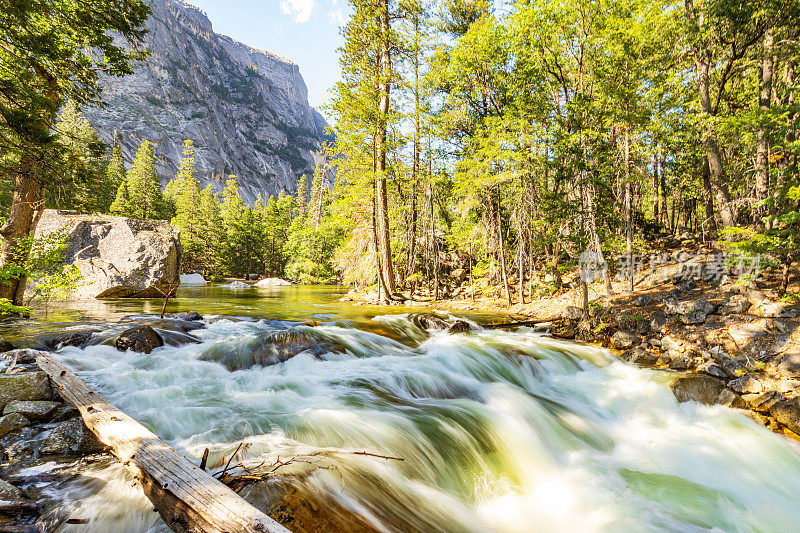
[51,100,106,213]
[126,140,167,220]
[103,141,127,213]
[197,185,227,278]
[220,177,248,276]
[165,141,203,271]
[295,174,309,219]
[109,179,131,216]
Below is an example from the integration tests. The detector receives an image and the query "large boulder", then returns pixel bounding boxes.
[34,210,181,299]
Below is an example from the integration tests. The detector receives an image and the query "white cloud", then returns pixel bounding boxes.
[279,0,315,23]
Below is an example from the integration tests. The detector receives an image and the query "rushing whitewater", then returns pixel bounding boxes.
[44,312,800,532]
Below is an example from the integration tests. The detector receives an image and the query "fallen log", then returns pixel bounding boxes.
[36,354,289,533]
[481,318,558,329]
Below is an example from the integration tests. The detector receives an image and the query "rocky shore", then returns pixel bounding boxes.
[0,348,106,530]
[0,314,206,530]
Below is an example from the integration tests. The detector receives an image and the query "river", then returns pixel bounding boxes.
[7,285,800,532]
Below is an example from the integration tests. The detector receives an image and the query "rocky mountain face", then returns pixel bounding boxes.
[85,0,328,203]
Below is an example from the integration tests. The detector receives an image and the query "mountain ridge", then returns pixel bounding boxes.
[85,0,328,204]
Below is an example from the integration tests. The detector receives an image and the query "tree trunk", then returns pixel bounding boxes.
[0,167,44,306]
[653,146,660,224]
[687,0,735,227]
[701,157,716,236]
[755,28,775,226]
[495,191,512,307]
[660,148,668,226]
[586,183,613,295]
[375,0,396,295]
[778,61,796,198]
[517,243,524,305]
[624,127,634,293]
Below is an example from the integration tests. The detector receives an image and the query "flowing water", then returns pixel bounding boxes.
[7,285,800,532]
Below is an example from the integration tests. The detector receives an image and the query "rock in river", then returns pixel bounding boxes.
[200,327,345,371]
[670,374,726,405]
[180,273,207,285]
[115,326,164,354]
[40,418,105,455]
[255,278,292,287]
[610,330,640,350]
[33,209,181,299]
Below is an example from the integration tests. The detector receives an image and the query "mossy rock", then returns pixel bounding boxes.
[0,371,56,410]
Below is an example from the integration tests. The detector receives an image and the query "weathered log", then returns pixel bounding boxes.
[481,318,557,330]
[36,354,289,533]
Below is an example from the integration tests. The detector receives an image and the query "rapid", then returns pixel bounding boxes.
[10,286,800,533]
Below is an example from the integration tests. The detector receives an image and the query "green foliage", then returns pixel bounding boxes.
[0,226,83,314]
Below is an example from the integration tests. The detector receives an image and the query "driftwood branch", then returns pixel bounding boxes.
[155,282,181,319]
[36,354,289,533]
[215,448,404,494]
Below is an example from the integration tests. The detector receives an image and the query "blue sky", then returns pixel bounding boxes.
[188,0,349,117]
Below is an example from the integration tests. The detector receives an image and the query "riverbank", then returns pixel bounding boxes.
[350,242,800,440]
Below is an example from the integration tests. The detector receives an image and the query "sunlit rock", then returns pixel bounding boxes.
[34,210,181,299]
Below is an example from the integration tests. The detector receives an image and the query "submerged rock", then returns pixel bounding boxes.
[115,326,164,354]
[0,372,55,409]
[40,329,97,351]
[40,418,105,455]
[33,209,181,299]
[200,327,346,371]
[448,320,472,334]
[171,311,203,321]
[670,374,726,405]
[410,313,449,331]
[227,281,251,288]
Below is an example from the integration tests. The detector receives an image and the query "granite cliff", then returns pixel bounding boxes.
[85,0,328,203]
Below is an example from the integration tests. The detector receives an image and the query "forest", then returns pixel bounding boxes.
[1,0,799,309]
